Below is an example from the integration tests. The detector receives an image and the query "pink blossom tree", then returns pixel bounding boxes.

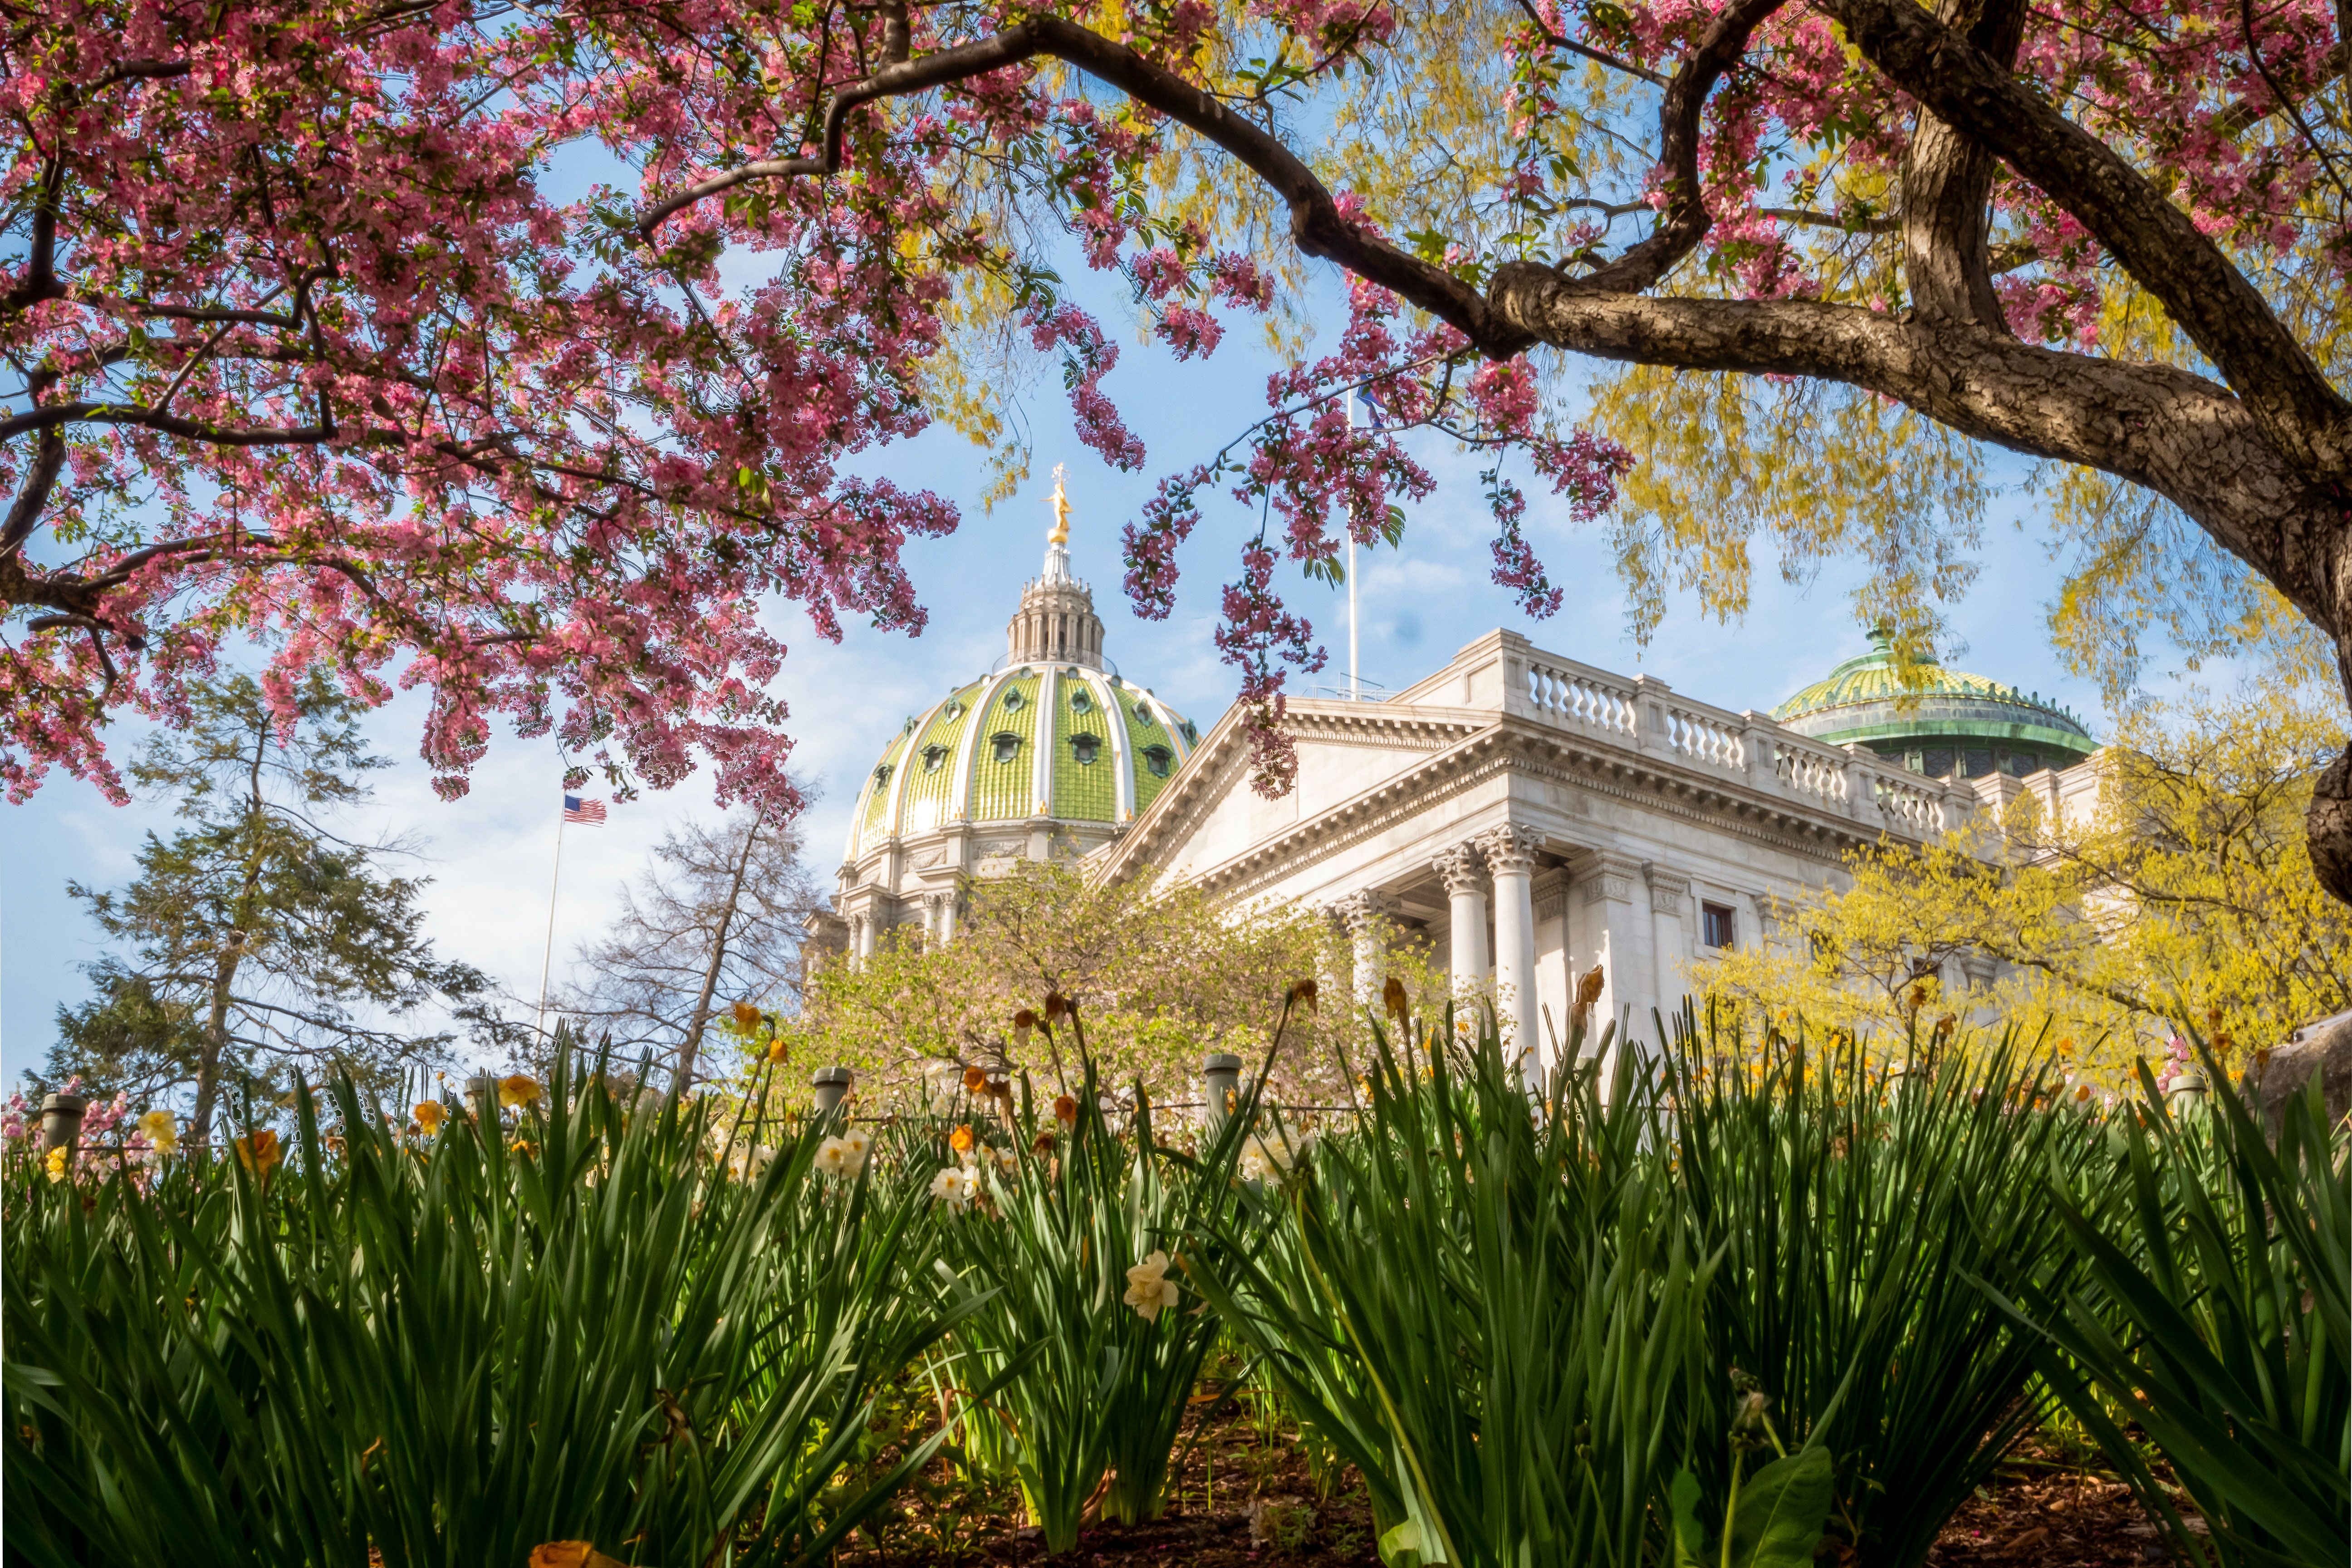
[5,0,2346,894]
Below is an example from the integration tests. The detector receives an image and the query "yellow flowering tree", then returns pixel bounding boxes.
[1697,676,2351,1084]
[769,862,1449,1108]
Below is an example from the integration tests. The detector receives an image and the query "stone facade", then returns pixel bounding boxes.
[1089,628,2081,1079]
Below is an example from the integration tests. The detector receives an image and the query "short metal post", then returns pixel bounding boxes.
[40,1093,88,1156]
[811,1066,853,1116]
[1203,1054,1243,1131]
[465,1073,499,1123]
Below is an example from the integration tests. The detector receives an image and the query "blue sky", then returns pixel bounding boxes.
[0,263,2171,1093]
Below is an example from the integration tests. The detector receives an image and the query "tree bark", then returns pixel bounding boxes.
[676,814,762,1090]
[190,734,270,1145]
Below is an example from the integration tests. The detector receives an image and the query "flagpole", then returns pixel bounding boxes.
[534,807,568,1044]
[1346,391,1361,702]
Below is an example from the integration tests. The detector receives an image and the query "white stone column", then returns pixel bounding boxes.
[1336,890,1400,1003]
[1433,843,1489,1004]
[926,890,959,946]
[1477,824,1541,1078]
[1644,866,1693,1037]
[1575,855,1644,1080]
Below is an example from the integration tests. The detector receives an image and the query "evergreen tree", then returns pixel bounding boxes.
[50,671,507,1140]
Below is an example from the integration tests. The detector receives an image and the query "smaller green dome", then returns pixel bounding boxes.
[1772,631,2096,782]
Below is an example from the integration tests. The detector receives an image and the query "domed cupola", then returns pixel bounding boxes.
[827,469,1200,956]
[1772,629,2097,782]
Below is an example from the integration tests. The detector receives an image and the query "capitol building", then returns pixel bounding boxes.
[812,481,2101,1068]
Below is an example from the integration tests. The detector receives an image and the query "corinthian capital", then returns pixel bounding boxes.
[1333,889,1401,934]
[1474,822,1541,875]
[1432,843,1485,897]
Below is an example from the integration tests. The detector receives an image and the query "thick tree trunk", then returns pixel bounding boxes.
[2311,748,2352,906]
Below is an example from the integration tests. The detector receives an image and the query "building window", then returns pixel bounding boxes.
[1965,747,1994,777]
[1701,902,1736,950]
[1070,734,1101,765]
[1133,701,1155,725]
[921,744,948,773]
[1001,690,1025,713]
[1923,746,1955,778]
[1142,744,1173,779]
[990,732,1021,764]
[943,701,964,721]
[1069,687,1093,715]
[872,762,893,789]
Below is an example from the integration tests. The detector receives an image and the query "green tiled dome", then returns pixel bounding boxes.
[1771,631,2097,782]
[844,662,1198,860]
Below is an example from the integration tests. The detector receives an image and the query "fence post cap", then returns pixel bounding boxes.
[1202,1053,1244,1073]
[40,1092,89,1113]
[810,1066,855,1087]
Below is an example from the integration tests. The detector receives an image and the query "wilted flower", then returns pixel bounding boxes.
[499,1074,542,1109]
[1043,992,1068,1023]
[45,1146,69,1184]
[413,1101,446,1136]
[963,1065,989,1093]
[1123,1250,1182,1320]
[1289,978,1318,1011]
[235,1128,282,1176]
[1030,1129,1057,1156]
[1382,975,1409,1024]
[1053,1094,1078,1126]
[140,1109,179,1157]
[732,1000,761,1031]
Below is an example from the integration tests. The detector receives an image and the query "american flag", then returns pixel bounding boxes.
[562,794,607,825]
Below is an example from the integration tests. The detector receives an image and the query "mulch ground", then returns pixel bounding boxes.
[838,1417,2193,1568]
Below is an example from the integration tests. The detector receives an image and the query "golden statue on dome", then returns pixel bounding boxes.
[1048,463,1070,545]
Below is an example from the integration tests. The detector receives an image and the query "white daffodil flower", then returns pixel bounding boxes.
[1123,1249,1182,1320]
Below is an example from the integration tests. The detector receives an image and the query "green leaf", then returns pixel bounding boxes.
[1727,1446,1834,1568]
[1379,1518,1425,1567]
[1671,1466,1709,1568]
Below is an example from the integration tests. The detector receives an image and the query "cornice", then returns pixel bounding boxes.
[1164,716,1908,906]
[1091,698,1485,885]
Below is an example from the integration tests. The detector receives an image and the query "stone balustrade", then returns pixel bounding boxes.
[1512,644,1973,842]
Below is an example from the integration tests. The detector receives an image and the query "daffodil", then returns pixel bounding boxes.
[764,1034,788,1064]
[1123,1250,1182,1320]
[929,1164,980,1210]
[140,1109,179,1157]
[963,1065,989,1094]
[235,1128,282,1176]
[949,1122,975,1155]
[413,1100,446,1136]
[816,1127,871,1178]
[1053,1094,1078,1126]
[732,1000,761,1032]
[1240,1129,1314,1185]
[45,1146,69,1184]
[993,1147,1018,1177]
[499,1074,542,1110]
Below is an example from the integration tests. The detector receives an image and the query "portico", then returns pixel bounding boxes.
[1092,628,1999,1081]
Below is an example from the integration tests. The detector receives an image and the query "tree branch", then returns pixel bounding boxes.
[1900,0,2029,329]
[0,401,333,447]
[1,425,66,561]
[1822,0,2352,480]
